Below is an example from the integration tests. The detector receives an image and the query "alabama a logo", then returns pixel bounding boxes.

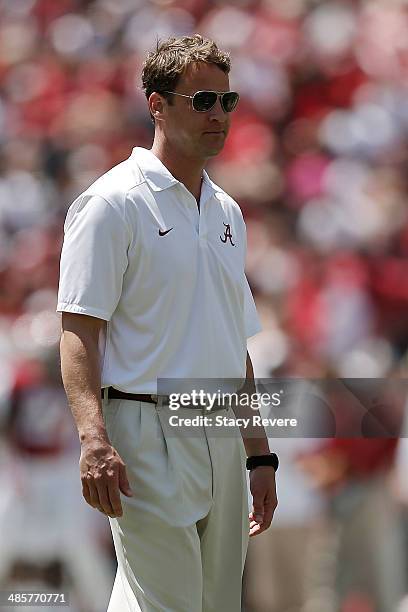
[220,222,235,246]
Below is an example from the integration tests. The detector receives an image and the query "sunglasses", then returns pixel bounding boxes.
[162,90,240,113]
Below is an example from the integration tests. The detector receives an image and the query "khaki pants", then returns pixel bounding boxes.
[102,398,249,612]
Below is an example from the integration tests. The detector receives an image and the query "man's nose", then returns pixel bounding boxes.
[208,96,228,121]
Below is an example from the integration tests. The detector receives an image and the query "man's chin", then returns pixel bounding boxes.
[199,133,227,156]
[202,143,225,158]
[190,139,226,160]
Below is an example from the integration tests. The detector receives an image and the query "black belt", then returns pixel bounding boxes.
[101,387,229,411]
[101,387,161,404]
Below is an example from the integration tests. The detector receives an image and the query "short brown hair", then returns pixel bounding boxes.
[141,34,231,103]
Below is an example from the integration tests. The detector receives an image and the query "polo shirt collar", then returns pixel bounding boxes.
[131,147,179,192]
[131,147,222,197]
[202,170,221,196]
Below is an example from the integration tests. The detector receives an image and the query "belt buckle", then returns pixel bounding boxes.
[150,394,158,404]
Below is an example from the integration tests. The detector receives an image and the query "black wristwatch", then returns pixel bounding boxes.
[246,453,279,472]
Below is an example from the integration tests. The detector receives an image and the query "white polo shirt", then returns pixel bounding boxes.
[57,147,261,393]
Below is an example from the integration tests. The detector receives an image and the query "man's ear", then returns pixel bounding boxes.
[149,92,165,121]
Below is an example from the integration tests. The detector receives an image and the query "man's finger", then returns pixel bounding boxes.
[107,472,124,517]
[87,479,103,512]
[119,463,133,497]
[249,512,264,536]
[249,494,278,536]
[252,497,265,524]
[261,506,275,531]
[96,480,115,516]
[249,519,263,537]
[250,517,268,537]
[81,479,91,505]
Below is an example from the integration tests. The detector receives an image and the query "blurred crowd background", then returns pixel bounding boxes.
[0,0,408,610]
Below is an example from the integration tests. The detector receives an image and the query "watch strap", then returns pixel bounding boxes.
[246,453,279,472]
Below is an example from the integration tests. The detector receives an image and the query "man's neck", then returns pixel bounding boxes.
[151,140,205,202]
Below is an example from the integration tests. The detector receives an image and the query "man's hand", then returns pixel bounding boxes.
[249,466,278,537]
[80,439,133,518]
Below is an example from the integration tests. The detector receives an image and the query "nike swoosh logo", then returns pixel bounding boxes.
[159,228,174,236]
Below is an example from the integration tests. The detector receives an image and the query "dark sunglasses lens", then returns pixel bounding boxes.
[193,91,218,111]
[221,92,239,112]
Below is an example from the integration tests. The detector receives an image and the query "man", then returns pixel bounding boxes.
[57,34,278,612]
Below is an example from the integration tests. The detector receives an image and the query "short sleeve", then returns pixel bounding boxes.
[244,274,262,338]
[57,194,129,321]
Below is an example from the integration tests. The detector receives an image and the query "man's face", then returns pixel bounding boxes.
[159,62,232,160]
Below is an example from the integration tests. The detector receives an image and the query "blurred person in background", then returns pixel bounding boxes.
[0,348,113,612]
[296,434,405,612]
[244,342,407,612]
